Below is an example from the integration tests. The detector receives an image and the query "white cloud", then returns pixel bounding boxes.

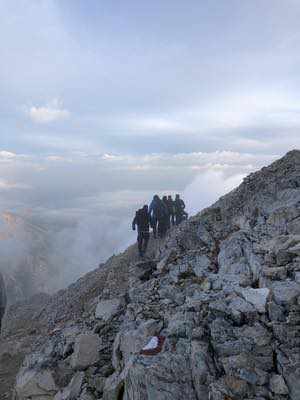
[184,168,246,215]
[125,114,185,133]
[0,179,30,191]
[0,151,17,162]
[99,150,277,171]
[100,91,300,144]
[28,99,70,124]
[46,155,71,162]
[0,151,16,158]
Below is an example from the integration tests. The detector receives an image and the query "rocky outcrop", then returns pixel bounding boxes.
[0,272,6,332]
[2,150,300,400]
[15,369,58,400]
[71,334,102,371]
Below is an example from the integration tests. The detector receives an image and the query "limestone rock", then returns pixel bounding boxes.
[16,369,58,400]
[124,344,197,400]
[238,287,270,313]
[112,319,163,371]
[192,254,211,276]
[71,334,101,370]
[271,280,300,305]
[270,374,289,395]
[95,298,122,321]
[191,341,216,399]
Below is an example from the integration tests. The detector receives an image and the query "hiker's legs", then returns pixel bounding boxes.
[171,213,175,225]
[158,219,166,238]
[175,213,182,225]
[152,218,158,238]
[137,232,143,256]
[142,232,150,254]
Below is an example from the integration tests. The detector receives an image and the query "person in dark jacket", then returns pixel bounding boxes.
[149,195,168,238]
[0,272,7,334]
[162,196,171,230]
[132,205,150,257]
[148,195,159,238]
[149,195,160,238]
[167,195,175,226]
[174,194,187,225]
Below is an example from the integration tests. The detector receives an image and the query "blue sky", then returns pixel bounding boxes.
[1,0,300,285]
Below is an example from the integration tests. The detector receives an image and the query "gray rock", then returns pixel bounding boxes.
[16,369,58,400]
[267,301,285,321]
[192,254,211,277]
[238,288,270,313]
[80,389,95,400]
[167,311,194,338]
[263,266,287,280]
[71,334,101,370]
[285,370,300,400]
[103,365,131,400]
[68,371,85,399]
[295,271,300,283]
[191,341,216,399]
[269,374,289,395]
[95,298,122,321]
[112,319,163,371]
[271,281,300,305]
[124,348,197,400]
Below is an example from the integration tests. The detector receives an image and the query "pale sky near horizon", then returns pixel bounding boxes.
[1,1,300,280]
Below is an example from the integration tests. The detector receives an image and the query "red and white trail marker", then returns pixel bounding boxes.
[140,335,166,356]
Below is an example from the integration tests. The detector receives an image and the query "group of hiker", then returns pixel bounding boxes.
[132,194,187,257]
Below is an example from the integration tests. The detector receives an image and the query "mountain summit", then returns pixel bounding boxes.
[1,150,300,400]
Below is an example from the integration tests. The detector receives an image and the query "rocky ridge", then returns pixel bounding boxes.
[1,150,300,400]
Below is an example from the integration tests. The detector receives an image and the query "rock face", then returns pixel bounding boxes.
[71,334,101,371]
[0,272,6,331]
[15,369,58,400]
[95,299,122,322]
[2,150,300,400]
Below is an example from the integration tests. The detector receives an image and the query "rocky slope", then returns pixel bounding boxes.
[1,150,300,400]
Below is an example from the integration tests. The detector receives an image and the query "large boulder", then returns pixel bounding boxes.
[95,298,122,322]
[54,372,85,400]
[71,334,101,371]
[269,374,289,395]
[270,281,300,305]
[15,369,58,400]
[112,319,163,371]
[237,287,270,313]
[123,341,197,400]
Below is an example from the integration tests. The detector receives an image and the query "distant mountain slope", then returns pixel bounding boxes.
[0,211,52,304]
